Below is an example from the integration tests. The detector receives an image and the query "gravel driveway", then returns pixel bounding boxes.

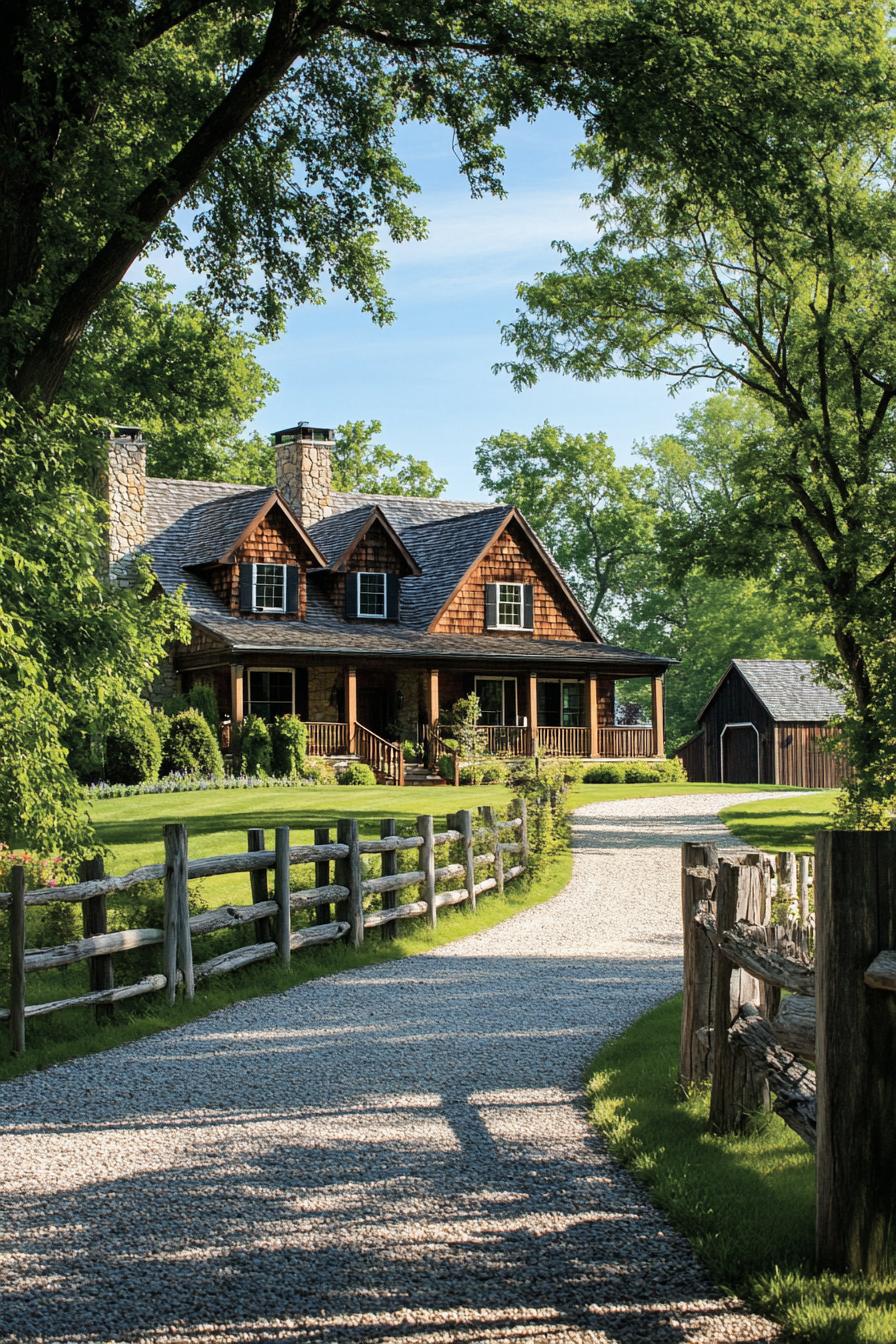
[0,792,779,1344]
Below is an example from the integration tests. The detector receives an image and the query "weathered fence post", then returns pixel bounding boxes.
[336,817,363,948]
[80,855,114,1023]
[799,855,811,925]
[248,827,272,943]
[709,857,769,1134]
[274,825,292,969]
[418,814,437,929]
[9,864,26,1055]
[679,842,718,1090]
[815,831,896,1276]
[380,818,398,941]
[457,809,476,912]
[163,824,187,1004]
[314,826,332,925]
[483,806,504,896]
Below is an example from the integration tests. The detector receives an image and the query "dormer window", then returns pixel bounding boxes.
[345,571,400,620]
[253,563,287,612]
[486,581,534,631]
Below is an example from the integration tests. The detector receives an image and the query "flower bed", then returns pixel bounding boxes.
[85,772,326,800]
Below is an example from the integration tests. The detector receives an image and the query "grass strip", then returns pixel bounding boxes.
[719,791,838,855]
[585,995,896,1343]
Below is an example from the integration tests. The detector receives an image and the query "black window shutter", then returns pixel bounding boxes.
[523,584,534,630]
[485,583,498,629]
[385,573,400,621]
[285,565,300,614]
[239,564,254,611]
[344,571,360,619]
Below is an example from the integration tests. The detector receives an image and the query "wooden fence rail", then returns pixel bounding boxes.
[679,833,896,1278]
[3,798,529,1057]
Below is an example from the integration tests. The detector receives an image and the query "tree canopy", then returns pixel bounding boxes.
[332,419,446,497]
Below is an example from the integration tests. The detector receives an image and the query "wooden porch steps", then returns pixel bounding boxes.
[403,764,447,787]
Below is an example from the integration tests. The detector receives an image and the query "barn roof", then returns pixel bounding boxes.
[702,659,846,722]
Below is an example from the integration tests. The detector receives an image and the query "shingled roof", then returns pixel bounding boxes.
[731,660,846,721]
[141,476,672,669]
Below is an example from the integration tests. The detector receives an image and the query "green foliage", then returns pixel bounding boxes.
[476,422,656,626]
[271,715,308,778]
[451,694,489,783]
[583,763,625,784]
[0,398,187,854]
[331,420,446,497]
[61,269,277,482]
[104,697,162,786]
[402,740,423,764]
[186,684,219,733]
[236,715,272,778]
[499,11,896,808]
[38,901,79,951]
[337,762,377,786]
[163,709,224,778]
[621,762,662,784]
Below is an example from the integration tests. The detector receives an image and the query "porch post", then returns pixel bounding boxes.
[527,672,538,756]
[344,666,357,751]
[652,674,666,757]
[231,664,245,727]
[427,668,440,728]
[588,672,599,759]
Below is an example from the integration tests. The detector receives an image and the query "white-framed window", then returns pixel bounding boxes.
[253,563,287,613]
[357,571,387,619]
[496,582,524,629]
[475,677,519,726]
[247,668,294,723]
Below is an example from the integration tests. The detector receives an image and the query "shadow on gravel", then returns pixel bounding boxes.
[0,950,763,1344]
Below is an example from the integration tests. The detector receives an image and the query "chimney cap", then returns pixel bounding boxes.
[272,424,335,447]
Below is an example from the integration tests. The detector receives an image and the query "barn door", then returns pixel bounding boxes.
[721,724,760,783]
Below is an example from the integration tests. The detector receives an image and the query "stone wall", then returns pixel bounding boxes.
[308,665,342,721]
[276,430,332,525]
[103,429,147,585]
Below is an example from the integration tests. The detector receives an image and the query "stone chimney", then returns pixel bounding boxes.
[273,423,334,525]
[103,426,147,585]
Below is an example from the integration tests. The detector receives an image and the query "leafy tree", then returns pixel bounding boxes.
[0,399,188,852]
[61,270,276,481]
[332,419,445,497]
[475,422,655,626]
[451,693,487,783]
[500,11,896,813]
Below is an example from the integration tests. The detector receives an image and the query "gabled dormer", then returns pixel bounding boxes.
[311,504,421,624]
[189,489,326,619]
[428,508,598,642]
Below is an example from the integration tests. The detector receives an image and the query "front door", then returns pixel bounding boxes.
[722,724,760,783]
[357,671,395,739]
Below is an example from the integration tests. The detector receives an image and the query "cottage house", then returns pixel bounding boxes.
[676,659,848,787]
[105,424,673,782]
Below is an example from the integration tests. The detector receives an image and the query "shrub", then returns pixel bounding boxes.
[337,762,377,786]
[237,714,272,776]
[104,696,162,785]
[583,763,626,784]
[657,757,687,782]
[163,708,225,777]
[271,715,308,777]
[0,844,70,890]
[479,761,508,784]
[185,683,219,732]
[438,753,458,783]
[301,758,337,786]
[623,761,663,783]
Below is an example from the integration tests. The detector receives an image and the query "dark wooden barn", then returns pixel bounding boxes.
[676,659,848,787]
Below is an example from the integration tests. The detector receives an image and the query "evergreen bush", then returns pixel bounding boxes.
[583,763,626,784]
[271,715,308,776]
[622,761,663,783]
[163,708,224,777]
[185,683,219,732]
[105,696,162,785]
[337,762,377,786]
[237,714,272,776]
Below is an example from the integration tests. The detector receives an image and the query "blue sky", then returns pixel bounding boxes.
[148,109,704,499]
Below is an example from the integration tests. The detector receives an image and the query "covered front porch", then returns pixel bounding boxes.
[190,655,667,782]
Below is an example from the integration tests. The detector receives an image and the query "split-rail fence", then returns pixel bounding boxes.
[680,832,896,1277]
[1,799,528,1057]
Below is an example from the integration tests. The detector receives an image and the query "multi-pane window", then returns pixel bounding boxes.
[253,563,286,612]
[247,669,294,722]
[358,571,387,618]
[496,582,524,628]
[537,679,585,727]
[475,677,519,726]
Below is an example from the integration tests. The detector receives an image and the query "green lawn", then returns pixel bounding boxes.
[587,996,896,1343]
[720,790,838,854]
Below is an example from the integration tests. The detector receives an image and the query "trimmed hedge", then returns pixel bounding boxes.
[337,762,377,786]
[238,714,272,776]
[105,696,162,785]
[163,708,225,777]
[271,715,308,777]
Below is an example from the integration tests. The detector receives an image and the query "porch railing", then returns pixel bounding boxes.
[536,725,591,757]
[598,725,656,758]
[422,726,461,786]
[355,723,404,787]
[479,724,533,756]
[307,721,349,757]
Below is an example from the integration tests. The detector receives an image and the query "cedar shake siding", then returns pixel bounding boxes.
[199,506,310,620]
[432,517,591,641]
